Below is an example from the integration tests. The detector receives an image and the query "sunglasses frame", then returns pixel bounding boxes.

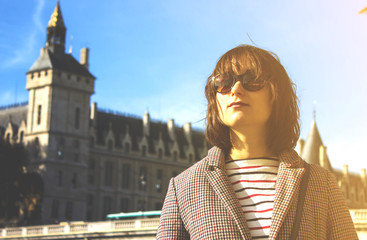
[211,72,266,94]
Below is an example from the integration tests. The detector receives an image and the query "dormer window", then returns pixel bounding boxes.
[173,151,178,161]
[142,145,147,156]
[158,148,163,159]
[108,139,113,150]
[124,143,130,154]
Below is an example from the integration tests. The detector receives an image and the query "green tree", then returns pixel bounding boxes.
[0,139,43,227]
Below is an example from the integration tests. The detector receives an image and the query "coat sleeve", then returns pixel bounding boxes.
[326,171,358,239]
[156,178,189,240]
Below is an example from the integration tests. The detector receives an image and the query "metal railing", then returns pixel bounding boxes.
[0,218,159,238]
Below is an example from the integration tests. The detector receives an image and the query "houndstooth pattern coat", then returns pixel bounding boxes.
[156,146,358,239]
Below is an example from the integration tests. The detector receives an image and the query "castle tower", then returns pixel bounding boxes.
[25,1,95,223]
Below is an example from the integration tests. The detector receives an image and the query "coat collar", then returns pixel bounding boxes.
[205,146,307,240]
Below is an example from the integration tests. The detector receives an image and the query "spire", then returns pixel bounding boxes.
[46,0,66,52]
[301,120,323,165]
[301,120,333,170]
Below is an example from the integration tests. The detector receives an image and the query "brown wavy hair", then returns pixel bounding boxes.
[205,44,300,156]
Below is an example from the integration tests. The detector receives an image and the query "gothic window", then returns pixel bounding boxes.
[137,199,145,211]
[103,196,112,217]
[173,151,178,161]
[65,201,73,220]
[142,145,147,156]
[89,136,94,148]
[75,108,80,129]
[6,133,10,142]
[51,199,59,218]
[34,137,40,158]
[104,162,113,187]
[87,194,94,221]
[56,137,64,160]
[71,173,77,189]
[139,167,147,191]
[156,169,162,180]
[19,131,24,143]
[120,198,129,212]
[57,171,63,187]
[124,143,130,154]
[37,105,42,125]
[122,164,130,189]
[108,139,113,150]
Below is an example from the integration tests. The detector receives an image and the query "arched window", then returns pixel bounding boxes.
[75,107,80,129]
[37,105,42,125]
[19,131,24,142]
[124,143,130,154]
[6,133,10,142]
[142,145,147,156]
[108,139,113,150]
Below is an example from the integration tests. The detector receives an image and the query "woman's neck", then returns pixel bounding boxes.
[228,127,275,160]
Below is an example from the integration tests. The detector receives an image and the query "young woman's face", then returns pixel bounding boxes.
[216,80,272,131]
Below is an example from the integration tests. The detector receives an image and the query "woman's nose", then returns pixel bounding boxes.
[231,80,244,95]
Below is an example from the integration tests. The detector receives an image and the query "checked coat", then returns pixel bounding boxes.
[156,146,358,239]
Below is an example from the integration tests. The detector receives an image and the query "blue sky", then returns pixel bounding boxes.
[1,0,367,172]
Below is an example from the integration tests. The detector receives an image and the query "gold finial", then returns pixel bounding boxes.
[48,1,65,28]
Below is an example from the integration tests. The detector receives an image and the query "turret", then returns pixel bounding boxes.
[46,0,66,53]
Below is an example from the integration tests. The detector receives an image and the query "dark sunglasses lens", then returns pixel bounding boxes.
[243,81,266,91]
[213,75,233,93]
[238,72,266,91]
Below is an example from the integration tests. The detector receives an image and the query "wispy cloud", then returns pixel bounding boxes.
[1,0,45,69]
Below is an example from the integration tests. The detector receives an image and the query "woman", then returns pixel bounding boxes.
[156,45,357,239]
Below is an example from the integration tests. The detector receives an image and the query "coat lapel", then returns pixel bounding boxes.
[268,150,305,240]
[205,147,252,239]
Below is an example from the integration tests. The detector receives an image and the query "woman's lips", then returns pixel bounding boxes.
[228,102,249,108]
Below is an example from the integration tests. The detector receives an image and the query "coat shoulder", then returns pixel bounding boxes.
[173,156,210,187]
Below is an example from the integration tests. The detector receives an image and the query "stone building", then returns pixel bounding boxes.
[0,1,365,225]
[298,120,367,209]
[0,2,206,224]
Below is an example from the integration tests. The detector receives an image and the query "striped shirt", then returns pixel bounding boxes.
[226,157,279,240]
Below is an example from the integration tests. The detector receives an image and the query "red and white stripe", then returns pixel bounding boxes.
[226,158,279,240]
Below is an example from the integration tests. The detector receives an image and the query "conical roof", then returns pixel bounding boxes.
[48,1,65,28]
[301,120,333,170]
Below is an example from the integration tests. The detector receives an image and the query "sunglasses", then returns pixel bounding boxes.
[211,71,266,93]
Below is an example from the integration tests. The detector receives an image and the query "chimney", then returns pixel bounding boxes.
[343,165,349,181]
[80,48,89,70]
[298,139,305,155]
[319,145,327,168]
[167,119,175,140]
[361,169,366,184]
[90,102,97,127]
[143,112,150,136]
[183,122,192,144]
